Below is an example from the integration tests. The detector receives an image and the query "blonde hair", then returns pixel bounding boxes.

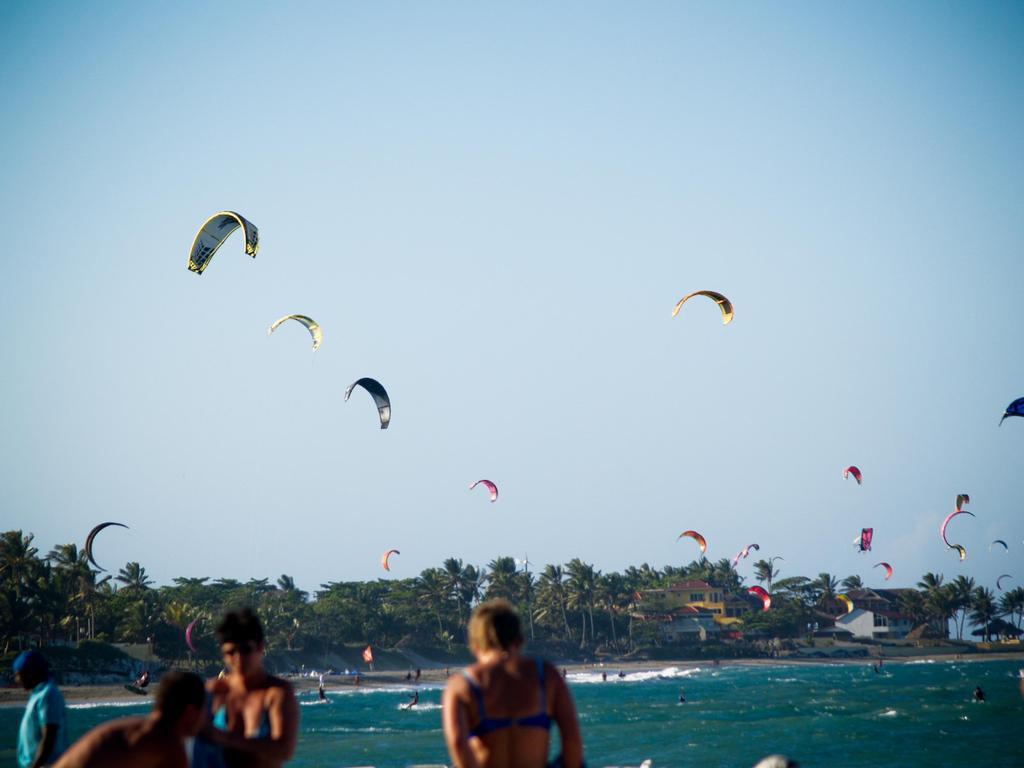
[468,599,523,652]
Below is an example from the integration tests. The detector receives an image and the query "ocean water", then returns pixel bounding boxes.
[2,660,1021,767]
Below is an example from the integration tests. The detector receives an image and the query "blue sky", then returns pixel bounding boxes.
[1,1,1022,594]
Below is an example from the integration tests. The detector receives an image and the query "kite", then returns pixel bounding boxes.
[381,549,400,572]
[854,528,873,552]
[469,480,499,502]
[990,539,1008,552]
[837,594,854,614]
[187,211,259,274]
[956,494,970,512]
[268,315,322,351]
[677,530,708,554]
[345,378,391,429]
[874,562,893,580]
[185,619,199,653]
[949,544,967,561]
[1000,397,1024,425]
[671,291,734,325]
[84,522,129,572]
[731,543,760,568]
[940,509,975,548]
[843,466,862,485]
[748,586,771,611]
[997,574,1013,590]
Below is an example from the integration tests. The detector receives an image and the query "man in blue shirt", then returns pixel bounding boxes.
[14,651,68,767]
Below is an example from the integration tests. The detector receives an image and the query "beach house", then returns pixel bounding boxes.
[832,588,914,639]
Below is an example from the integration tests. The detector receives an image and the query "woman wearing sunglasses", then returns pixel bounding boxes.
[194,609,299,768]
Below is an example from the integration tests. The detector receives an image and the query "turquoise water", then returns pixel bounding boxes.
[3,660,1021,767]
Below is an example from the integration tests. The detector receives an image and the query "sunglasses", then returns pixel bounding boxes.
[221,642,258,657]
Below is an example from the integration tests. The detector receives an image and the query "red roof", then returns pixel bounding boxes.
[668,580,714,591]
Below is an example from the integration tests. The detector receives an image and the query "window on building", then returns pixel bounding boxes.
[689,593,704,602]
[873,614,888,627]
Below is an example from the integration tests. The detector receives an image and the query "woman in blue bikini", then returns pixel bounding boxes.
[198,609,298,768]
[443,599,584,768]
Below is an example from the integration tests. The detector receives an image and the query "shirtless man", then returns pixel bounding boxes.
[443,599,583,768]
[55,672,205,768]
[196,609,299,768]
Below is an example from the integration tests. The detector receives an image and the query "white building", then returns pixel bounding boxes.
[835,607,913,639]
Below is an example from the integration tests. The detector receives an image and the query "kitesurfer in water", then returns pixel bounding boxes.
[195,609,298,768]
[678,688,686,704]
[974,685,985,702]
[442,599,584,768]
[402,691,419,710]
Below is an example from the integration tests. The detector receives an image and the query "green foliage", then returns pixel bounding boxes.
[1,529,1006,656]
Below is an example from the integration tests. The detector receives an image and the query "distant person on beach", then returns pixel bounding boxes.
[973,685,985,702]
[443,599,584,768]
[415,668,422,682]
[54,671,205,768]
[14,650,68,768]
[194,608,299,768]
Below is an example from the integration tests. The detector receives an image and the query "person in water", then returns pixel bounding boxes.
[678,688,685,704]
[134,670,151,690]
[54,672,205,768]
[402,691,419,710]
[14,650,68,768]
[443,599,584,768]
[974,685,985,702]
[198,609,298,768]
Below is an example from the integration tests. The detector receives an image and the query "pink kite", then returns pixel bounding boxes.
[469,479,499,502]
[843,466,862,485]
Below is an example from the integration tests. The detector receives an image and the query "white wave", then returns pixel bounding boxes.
[570,666,700,684]
[906,659,936,665]
[878,709,899,717]
[67,700,151,710]
[395,702,441,712]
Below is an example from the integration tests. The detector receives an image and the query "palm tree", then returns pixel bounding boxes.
[753,559,780,593]
[950,576,976,641]
[898,589,928,629]
[565,559,599,649]
[816,573,839,607]
[484,557,519,601]
[969,587,997,642]
[416,568,451,641]
[535,565,572,641]
[841,575,863,591]
[999,587,1024,630]
[116,562,153,592]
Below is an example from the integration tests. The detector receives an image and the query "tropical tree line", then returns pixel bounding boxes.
[2,531,1022,657]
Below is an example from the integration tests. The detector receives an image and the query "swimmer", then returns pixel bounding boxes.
[678,688,685,704]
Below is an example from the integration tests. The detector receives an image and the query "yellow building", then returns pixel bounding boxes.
[635,580,745,625]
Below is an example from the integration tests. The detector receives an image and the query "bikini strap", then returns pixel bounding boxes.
[463,670,486,718]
